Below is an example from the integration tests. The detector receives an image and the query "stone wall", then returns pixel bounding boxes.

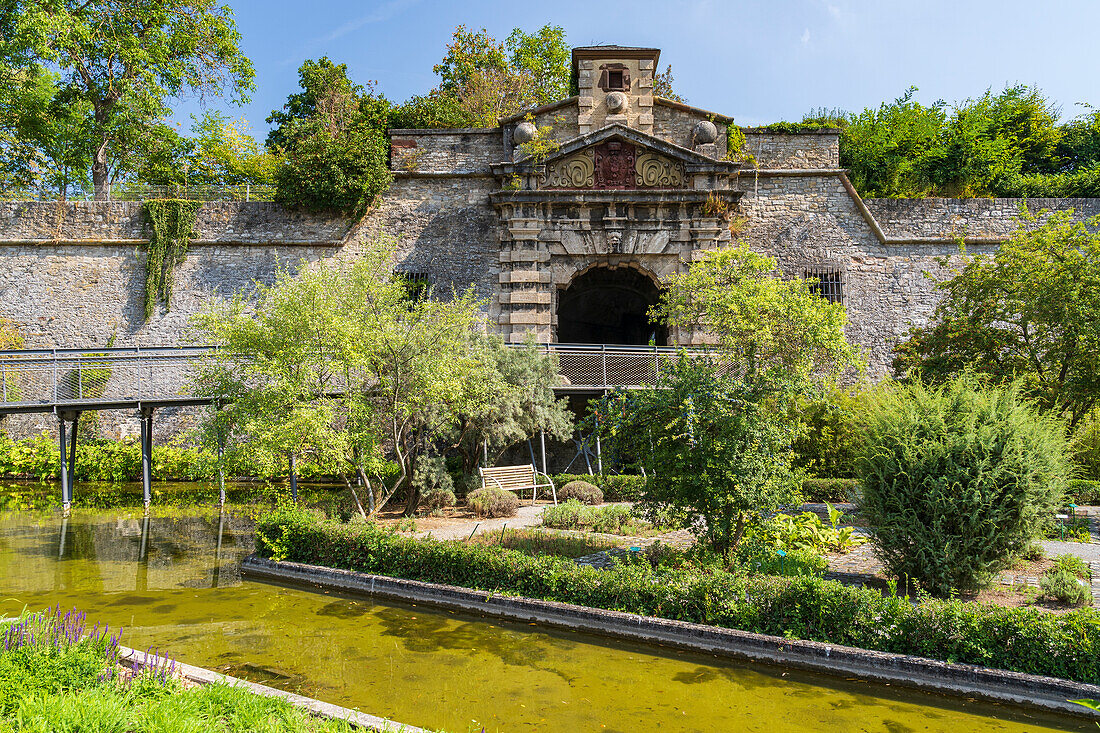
[0,201,350,244]
[387,129,503,174]
[652,101,730,158]
[741,130,840,169]
[865,198,1100,240]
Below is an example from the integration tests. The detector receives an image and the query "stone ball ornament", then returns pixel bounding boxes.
[692,120,718,145]
[606,91,628,113]
[513,121,538,145]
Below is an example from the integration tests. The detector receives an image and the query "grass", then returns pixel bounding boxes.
[468,527,621,558]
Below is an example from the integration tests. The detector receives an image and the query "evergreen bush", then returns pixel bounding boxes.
[558,480,603,505]
[859,378,1069,596]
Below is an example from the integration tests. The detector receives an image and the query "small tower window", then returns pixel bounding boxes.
[396,271,430,301]
[598,64,630,92]
[805,269,843,304]
[607,69,625,90]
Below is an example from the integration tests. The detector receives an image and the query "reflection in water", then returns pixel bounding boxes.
[0,503,1090,733]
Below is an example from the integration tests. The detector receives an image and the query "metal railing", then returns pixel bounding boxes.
[0,343,721,412]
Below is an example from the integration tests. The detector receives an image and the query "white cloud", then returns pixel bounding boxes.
[320,0,420,43]
[800,28,811,45]
[826,3,842,18]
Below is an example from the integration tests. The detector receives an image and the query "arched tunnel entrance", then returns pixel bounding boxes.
[556,266,667,345]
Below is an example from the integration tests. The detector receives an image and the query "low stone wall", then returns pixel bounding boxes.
[242,556,1100,722]
[742,129,840,170]
[388,129,503,174]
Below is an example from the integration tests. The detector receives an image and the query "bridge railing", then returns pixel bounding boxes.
[0,343,724,411]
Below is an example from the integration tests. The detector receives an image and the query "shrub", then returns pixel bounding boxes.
[419,487,457,514]
[541,501,648,535]
[541,499,589,529]
[791,389,866,478]
[466,487,519,518]
[559,481,603,505]
[1040,568,1092,606]
[800,478,860,503]
[255,507,1100,684]
[859,378,1069,596]
[1052,553,1090,578]
[1066,479,1100,505]
[549,474,646,502]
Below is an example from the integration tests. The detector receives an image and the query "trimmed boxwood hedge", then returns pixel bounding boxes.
[256,506,1100,684]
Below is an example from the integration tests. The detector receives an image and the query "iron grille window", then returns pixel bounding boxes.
[805,269,843,304]
[396,271,430,301]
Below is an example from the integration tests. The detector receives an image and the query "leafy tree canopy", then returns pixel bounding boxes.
[654,244,864,389]
[893,208,1100,427]
[137,112,275,187]
[1,0,255,198]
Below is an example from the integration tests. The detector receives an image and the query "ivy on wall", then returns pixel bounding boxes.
[142,199,199,320]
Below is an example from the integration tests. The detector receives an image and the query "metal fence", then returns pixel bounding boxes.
[0,184,276,203]
[0,343,722,412]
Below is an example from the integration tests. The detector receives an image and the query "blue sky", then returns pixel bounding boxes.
[173,0,1100,136]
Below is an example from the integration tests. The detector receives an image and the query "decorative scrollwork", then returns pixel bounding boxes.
[542,151,594,188]
[635,153,684,188]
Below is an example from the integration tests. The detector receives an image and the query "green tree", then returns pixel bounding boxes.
[592,357,800,559]
[652,64,684,103]
[433,26,508,95]
[505,25,570,106]
[191,239,505,516]
[654,244,863,389]
[445,334,574,479]
[268,59,391,214]
[894,208,1100,428]
[3,0,255,198]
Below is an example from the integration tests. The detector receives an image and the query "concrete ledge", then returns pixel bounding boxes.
[242,555,1100,722]
[118,645,427,733]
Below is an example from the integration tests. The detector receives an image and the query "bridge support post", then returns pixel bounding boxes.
[217,440,226,507]
[288,454,298,501]
[140,406,154,509]
[58,414,72,514]
[67,411,80,490]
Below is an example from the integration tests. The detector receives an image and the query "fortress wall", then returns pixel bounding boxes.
[741,130,840,170]
[387,129,503,174]
[865,198,1100,240]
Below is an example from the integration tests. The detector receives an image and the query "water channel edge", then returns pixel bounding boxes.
[240,554,1100,722]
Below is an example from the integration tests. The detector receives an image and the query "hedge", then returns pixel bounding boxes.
[800,478,860,503]
[256,507,1100,684]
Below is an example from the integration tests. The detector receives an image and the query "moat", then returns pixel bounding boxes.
[0,485,1089,732]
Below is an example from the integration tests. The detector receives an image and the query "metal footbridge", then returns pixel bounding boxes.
[0,343,704,509]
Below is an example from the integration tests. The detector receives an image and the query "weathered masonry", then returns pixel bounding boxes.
[3,44,1100,393]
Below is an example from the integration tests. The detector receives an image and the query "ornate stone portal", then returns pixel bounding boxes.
[491,125,742,343]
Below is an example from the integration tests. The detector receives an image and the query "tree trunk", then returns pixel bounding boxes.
[92,106,111,200]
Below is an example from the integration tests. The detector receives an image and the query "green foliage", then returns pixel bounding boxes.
[800,478,860,503]
[137,112,275,187]
[505,26,570,107]
[655,244,863,388]
[388,91,474,130]
[791,387,868,478]
[469,527,618,559]
[592,358,800,558]
[755,121,842,133]
[747,506,866,554]
[466,487,519,518]
[541,500,651,535]
[256,507,1100,684]
[3,0,254,197]
[858,378,1069,596]
[445,334,573,479]
[548,474,646,502]
[142,199,198,319]
[418,487,457,515]
[1040,568,1092,607]
[268,59,391,214]
[894,209,1100,428]
[651,65,684,103]
[1070,411,1100,481]
[1066,479,1100,505]
[1052,553,1090,578]
[557,480,603,505]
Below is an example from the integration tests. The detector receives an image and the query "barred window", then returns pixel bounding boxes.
[805,269,843,304]
[395,271,430,301]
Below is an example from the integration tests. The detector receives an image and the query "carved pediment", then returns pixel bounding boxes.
[541,141,685,190]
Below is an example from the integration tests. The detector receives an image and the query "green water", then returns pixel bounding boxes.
[0,496,1091,732]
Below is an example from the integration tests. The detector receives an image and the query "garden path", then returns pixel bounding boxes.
[413,503,547,541]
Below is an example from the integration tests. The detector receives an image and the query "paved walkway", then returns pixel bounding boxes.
[413,503,547,541]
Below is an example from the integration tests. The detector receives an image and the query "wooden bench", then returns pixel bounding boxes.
[479,464,557,505]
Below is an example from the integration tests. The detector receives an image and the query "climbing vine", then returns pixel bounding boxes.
[142,199,199,320]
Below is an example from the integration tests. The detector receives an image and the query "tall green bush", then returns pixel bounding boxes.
[859,378,1069,596]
